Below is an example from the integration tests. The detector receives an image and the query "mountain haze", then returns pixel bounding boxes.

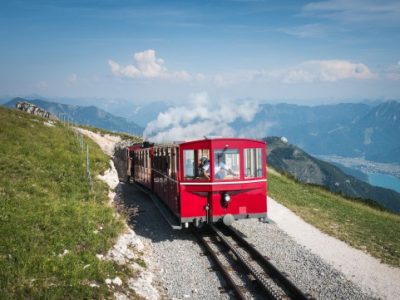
[233,101,400,164]
[4,98,143,136]
[139,99,400,165]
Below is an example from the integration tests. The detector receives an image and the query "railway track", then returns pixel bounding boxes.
[193,224,311,300]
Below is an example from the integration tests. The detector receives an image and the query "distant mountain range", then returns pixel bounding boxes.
[3,96,399,170]
[236,101,400,164]
[122,101,170,127]
[114,99,400,164]
[3,98,143,136]
[265,136,400,213]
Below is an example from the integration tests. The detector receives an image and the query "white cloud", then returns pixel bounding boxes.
[108,49,192,82]
[212,60,375,86]
[143,92,260,143]
[195,73,206,81]
[133,49,165,78]
[385,61,400,80]
[281,60,375,83]
[278,24,324,38]
[108,59,141,78]
[214,74,226,86]
[303,0,400,24]
[237,121,275,139]
[213,70,259,87]
[67,73,78,83]
[36,80,48,89]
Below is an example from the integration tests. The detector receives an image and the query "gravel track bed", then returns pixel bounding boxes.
[232,219,375,300]
[204,235,263,299]
[224,235,286,299]
[116,183,231,300]
[116,181,375,300]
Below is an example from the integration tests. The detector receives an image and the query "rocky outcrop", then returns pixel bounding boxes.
[16,101,58,120]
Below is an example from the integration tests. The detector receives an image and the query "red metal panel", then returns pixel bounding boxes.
[178,138,267,223]
[131,138,267,225]
[179,185,209,218]
[209,182,267,217]
[179,180,266,219]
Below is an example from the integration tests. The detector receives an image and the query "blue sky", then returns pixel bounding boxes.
[1,0,399,105]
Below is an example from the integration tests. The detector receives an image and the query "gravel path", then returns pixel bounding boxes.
[232,219,372,299]
[116,182,376,300]
[115,183,231,300]
[268,197,400,300]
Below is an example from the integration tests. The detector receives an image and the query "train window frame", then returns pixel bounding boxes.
[244,148,263,178]
[213,149,240,180]
[183,149,210,180]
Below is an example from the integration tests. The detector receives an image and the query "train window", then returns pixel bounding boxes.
[244,148,263,178]
[214,149,240,180]
[183,149,210,180]
[146,150,150,169]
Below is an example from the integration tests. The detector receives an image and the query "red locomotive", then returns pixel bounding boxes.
[127,138,267,228]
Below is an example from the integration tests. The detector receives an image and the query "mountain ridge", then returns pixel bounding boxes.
[265,136,400,213]
[232,100,400,164]
[3,97,144,136]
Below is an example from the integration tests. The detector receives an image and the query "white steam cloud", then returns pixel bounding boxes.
[143,92,260,143]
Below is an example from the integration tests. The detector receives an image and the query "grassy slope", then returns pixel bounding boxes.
[268,169,400,267]
[0,107,127,299]
[80,124,143,142]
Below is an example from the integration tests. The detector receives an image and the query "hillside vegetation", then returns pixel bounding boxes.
[0,107,128,298]
[80,124,143,142]
[265,136,400,213]
[268,168,400,267]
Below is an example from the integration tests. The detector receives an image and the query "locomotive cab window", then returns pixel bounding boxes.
[183,149,210,180]
[214,149,240,180]
[244,148,263,178]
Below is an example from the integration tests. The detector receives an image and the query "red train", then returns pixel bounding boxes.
[127,138,267,228]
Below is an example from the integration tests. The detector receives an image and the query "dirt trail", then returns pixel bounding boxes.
[76,128,121,156]
[269,197,400,300]
[78,129,161,300]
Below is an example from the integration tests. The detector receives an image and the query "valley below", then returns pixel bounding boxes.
[318,155,400,193]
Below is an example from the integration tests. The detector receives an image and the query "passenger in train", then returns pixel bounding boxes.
[200,156,210,179]
[214,159,237,179]
[200,155,237,180]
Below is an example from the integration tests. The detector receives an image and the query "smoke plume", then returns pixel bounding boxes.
[143,92,260,143]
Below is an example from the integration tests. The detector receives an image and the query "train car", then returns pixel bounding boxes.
[127,138,267,228]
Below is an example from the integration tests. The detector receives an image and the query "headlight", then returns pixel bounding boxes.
[223,193,231,204]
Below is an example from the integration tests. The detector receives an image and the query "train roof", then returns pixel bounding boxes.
[179,137,266,147]
[128,137,266,151]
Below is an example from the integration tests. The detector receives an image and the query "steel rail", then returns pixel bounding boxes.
[210,224,284,299]
[192,229,247,300]
[220,224,310,300]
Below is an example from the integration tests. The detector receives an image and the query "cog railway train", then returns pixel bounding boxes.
[127,138,268,228]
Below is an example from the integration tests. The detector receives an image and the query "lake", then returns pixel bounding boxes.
[368,173,400,193]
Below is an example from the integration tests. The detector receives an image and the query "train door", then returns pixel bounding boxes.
[179,140,211,224]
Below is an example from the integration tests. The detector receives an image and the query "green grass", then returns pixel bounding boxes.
[0,107,130,298]
[268,168,400,267]
[79,124,143,142]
